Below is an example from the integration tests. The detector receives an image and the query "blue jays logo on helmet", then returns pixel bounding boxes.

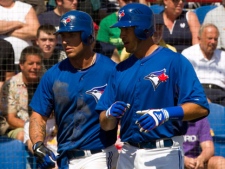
[86,84,107,102]
[144,69,169,91]
[118,10,125,20]
[61,15,74,26]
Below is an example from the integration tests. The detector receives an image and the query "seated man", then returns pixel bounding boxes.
[0,46,43,141]
[182,23,225,106]
[36,24,66,70]
[183,117,225,169]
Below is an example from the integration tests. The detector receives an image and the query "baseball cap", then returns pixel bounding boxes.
[154,14,164,25]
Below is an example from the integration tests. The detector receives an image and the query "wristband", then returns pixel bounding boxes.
[163,106,184,120]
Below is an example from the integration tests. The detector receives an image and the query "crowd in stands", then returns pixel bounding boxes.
[0,0,225,168]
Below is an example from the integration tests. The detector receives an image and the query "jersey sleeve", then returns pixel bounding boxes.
[29,71,54,117]
[176,54,209,111]
[96,67,117,112]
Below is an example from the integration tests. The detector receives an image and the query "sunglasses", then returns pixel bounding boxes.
[172,0,185,3]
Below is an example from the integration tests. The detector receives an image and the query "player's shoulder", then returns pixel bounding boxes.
[96,53,117,66]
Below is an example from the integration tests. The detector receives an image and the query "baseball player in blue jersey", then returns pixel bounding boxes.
[96,3,209,169]
[28,10,119,169]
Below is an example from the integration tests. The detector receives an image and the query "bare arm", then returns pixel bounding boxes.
[187,11,201,45]
[0,20,23,34]
[29,111,48,144]
[181,103,208,121]
[99,110,118,131]
[7,113,25,128]
[9,7,40,40]
[196,140,214,167]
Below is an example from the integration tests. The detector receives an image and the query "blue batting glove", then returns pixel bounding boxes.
[136,109,169,132]
[33,141,56,169]
[106,101,130,119]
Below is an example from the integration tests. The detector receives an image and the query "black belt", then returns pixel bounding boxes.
[202,84,224,91]
[127,139,173,149]
[67,149,102,160]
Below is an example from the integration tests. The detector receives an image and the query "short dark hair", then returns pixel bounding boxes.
[36,24,56,38]
[19,46,44,64]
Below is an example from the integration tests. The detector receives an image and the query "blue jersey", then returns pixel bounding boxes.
[30,53,117,156]
[96,47,209,143]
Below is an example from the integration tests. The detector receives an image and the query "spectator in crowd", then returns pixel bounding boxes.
[29,10,118,169]
[36,24,67,70]
[183,117,214,169]
[38,0,78,50]
[92,22,120,63]
[153,13,177,52]
[77,0,101,24]
[183,117,225,169]
[96,3,209,169]
[0,46,43,141]
[17,0,46,15]
[182,23,225,106]
[97,0,141,56]
[203,0,225,51]
[0,0,40,70]
[99,0,120,20]
[157,0,200,53]
[0,39,15,90]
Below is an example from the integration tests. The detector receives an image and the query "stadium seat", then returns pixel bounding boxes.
[0,136,27,168]
[193,5,217,24]
[0,136,37,169]
[208,103,225,156]
[150,4,164,14]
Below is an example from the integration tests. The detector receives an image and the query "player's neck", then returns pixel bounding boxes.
[70,52,96,70]
[134,41,159,59]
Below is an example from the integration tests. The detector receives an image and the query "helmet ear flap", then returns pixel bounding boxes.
[81,32,94,45]
[134,26,155,40]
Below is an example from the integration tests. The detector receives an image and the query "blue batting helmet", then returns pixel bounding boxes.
[55,10,94,45]
[111,3,155,40]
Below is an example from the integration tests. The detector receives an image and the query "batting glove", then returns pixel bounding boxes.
[136,109,169,132]
[32,141,56,169]
[106,101,130,119]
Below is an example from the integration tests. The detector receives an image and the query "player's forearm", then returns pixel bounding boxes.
[181,103,209,121]
[99,111,118,131]
[29,111,47,144]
